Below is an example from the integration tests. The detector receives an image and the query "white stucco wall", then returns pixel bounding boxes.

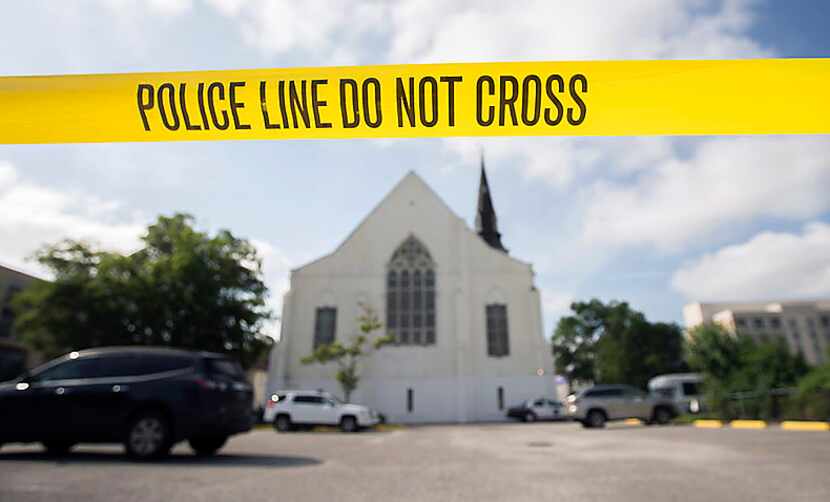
[267,172,555,422]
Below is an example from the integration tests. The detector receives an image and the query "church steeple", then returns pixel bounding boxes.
[475,155,508,253]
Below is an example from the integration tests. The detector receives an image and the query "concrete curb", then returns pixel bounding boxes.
[692,419,829,431]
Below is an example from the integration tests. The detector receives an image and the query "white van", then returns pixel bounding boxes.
[648,373,703,414]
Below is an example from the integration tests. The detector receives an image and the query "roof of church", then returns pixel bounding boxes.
[291,169,530,273]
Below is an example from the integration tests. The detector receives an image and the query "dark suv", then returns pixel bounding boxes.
[0,347,253,459]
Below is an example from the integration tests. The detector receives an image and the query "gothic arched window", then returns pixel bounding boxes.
[386,235,436,345]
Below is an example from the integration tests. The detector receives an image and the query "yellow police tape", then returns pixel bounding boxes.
[0,59,828,144]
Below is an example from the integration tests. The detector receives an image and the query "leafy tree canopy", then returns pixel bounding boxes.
[13,213,273,368]
[552,299,686,389]
[686,323,809,419]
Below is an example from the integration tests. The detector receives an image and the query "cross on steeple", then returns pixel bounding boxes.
[475,154,508,253]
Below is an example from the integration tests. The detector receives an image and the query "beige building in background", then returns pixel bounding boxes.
[0,264,43,380]
[684,301,830,366]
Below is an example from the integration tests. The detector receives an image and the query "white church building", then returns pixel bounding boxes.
[267,165,555,422]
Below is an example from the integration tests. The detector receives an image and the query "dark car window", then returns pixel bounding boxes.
[622,386,646,397]
[682,382,700,396]
[533,399,545,406]
[585,388,623,398]
[85,356,146,378]
[204,358,244,379]
[32,358,102,382]
[139,355,195,375]
[293,395,324,405]
[653,387,675,398]
[32,354,195,382]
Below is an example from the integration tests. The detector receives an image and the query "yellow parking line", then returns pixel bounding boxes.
[730,420,766,429]
[781,421,830,432]
[693,419,724,428]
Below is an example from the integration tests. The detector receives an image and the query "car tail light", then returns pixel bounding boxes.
[266,394,281,409]
[192,376,218,390]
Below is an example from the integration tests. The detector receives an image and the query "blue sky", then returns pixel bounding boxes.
[1,0,829,338]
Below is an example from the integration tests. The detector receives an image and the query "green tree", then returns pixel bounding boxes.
[301,304,392,402]
[686,323,808,419]
[791,359,830,420]
[12,213,272,368]
[552,299,686,389]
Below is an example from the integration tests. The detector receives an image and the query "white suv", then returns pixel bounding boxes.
[264,390,380,432]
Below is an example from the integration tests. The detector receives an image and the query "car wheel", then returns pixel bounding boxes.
[524,411,537,423]
[42,441,75,456]
[189,435,228,456]
[586,410,606,428]
[125,412,171,460]
[653,407,672,425]
[340,415,358,433]
[274,414,293,432]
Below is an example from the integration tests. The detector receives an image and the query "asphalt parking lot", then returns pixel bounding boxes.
[1,422,828,502]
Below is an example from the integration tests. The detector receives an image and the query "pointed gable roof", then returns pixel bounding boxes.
[292,169,530,275]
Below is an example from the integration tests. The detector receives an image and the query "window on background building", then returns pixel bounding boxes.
[387,235,436,346]
[821,315,830,328]
[810,331,821,359]
[753,318,764,329]
[795,332,806,356]
[735,317,747,328]
[770,318,781,329]
[486,304,510,357]
[498,387,504,410]
[313,307,337,349]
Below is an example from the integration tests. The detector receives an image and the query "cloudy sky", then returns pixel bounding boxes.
[1,0,829,337]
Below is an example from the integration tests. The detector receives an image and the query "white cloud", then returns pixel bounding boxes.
[415,0,772,190]
[206,0,769,65]
[0,161,145,276]
[102,0,193,16]
[204,0,386,63]
[388,0,768,64]
[580,137,830,251]
[445,136,677,187]
[149,0,193,15]
[542,289,574,326]
[672,222,830,301]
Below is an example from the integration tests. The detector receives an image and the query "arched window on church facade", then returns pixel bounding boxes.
[386,235,436,345]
